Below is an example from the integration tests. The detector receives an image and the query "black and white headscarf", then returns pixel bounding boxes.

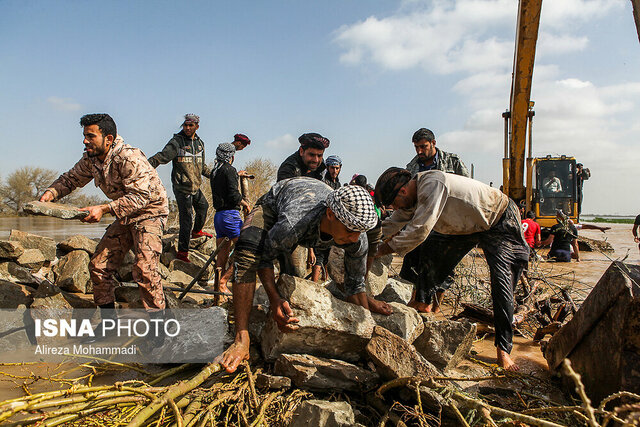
[211,143,236,179]
[326,185,378,232]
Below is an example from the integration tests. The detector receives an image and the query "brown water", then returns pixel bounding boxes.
[0,216,114,241]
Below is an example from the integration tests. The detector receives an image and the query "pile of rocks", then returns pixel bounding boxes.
[0,228,480,426]
[0,227,219,310]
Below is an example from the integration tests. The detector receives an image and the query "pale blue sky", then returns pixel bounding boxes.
[1,0,639,214]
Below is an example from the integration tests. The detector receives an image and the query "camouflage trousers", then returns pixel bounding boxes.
[90,216,167,310]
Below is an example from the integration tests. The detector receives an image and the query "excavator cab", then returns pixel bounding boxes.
[531,156,578,227]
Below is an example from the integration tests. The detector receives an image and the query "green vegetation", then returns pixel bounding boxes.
[588,217,635,224]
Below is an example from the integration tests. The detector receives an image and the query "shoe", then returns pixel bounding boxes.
[192,229,213,238]
[176,251,190,263]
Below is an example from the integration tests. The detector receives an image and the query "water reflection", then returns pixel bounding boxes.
[0,217,114,241]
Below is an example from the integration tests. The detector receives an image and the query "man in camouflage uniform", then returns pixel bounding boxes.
[40,113,169,312]
[217,178,392,373]
[148,114,212,262]
[402,128,470,313]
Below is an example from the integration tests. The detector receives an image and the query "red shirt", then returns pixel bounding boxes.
[521,218,541,248]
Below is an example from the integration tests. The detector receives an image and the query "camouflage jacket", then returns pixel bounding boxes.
[322,171,341,190]
[406,147,469,177]
[147,131,212,195]
[257,177,368,296]
[47,136,169,224]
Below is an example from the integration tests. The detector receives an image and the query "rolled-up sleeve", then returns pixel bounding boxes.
[388,180,449,256]
[48,157,94,200]
[108,158,152,219]
[342,233,368,296]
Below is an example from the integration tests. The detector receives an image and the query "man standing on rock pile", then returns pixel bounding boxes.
[403,128,470,313]
[217,178,393,373]
[40,113,169,319]
[373,167,529,370]
[148,114,213,263]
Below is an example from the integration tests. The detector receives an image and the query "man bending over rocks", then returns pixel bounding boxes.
[218,177,393,373]
[373,168,529,370]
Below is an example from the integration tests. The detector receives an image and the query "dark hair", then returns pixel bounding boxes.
[526,210,536,219]
[80,114,117,140]
[412,128,435,143]
[374,167,412,207]
[353,175,368,187]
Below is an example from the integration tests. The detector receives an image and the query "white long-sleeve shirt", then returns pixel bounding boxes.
[382,171,510,255]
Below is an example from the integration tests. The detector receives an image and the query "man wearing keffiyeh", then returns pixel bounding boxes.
[217,177,393,373]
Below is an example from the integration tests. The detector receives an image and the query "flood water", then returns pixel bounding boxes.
[0,216,114,241]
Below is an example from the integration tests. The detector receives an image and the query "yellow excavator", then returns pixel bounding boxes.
[501,0,640,227]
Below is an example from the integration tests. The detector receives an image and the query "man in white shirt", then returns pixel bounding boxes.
[373,167,530,370]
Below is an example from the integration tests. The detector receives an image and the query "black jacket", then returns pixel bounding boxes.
[277,151,326,182]
[211,162,242,211]
[148,131,211,194]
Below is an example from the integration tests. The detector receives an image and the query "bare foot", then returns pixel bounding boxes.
[216,339,250,373]
[367,297,393,315]
[408,299,433,313]
[497,348,519,371]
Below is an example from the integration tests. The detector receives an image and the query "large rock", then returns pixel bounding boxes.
[544,262,640,403]
[0,279,34,308]
[377,278,413,304]
[16,249,46,270]
[327,247,391,296]
[0,261,39,286]
[198,238,217,256]
[0,240,25,260]
[366,326,440,380]
[274,353,379,392]
[57,234,98,255]
[9,230,57,261]
[31,281,73,309]
[23,201,89,220]
[260,275,376,362]
[290,400,355,427]
[53,250,91,293]
[413,319,476,371]
[167,270,195,287]
[372,302,424,343]
[114,284,189,309]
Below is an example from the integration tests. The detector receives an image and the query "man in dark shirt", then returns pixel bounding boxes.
[210,143,250,292]
[322,155,342,190]
[576,163,590,215]
[217,178,392,373]
[632,215,640,254]
[148,114,212,262]
[277,133,330,276]
[277,133,329,182]
[543,210,579,262]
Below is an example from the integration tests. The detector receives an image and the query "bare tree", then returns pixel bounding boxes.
[241,158,277,206]
[0,166,57,212]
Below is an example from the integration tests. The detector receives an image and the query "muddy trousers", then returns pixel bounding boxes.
[411,201,529,353]
[175,189,209,252]
[90,216,167,310]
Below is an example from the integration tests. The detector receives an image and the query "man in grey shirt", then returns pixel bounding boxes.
[374,168,529,370]
[218,178,392,373]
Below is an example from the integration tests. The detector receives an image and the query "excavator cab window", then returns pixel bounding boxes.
[535,159,576,217]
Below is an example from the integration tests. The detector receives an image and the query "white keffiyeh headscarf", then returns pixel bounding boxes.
[326,185,378,232]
